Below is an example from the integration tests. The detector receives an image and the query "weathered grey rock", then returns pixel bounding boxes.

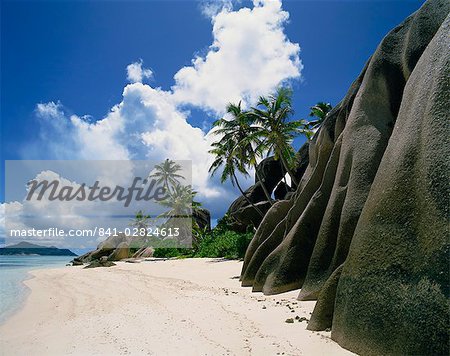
[107,242,130,261]
[307,264,343,330]
[132,246,154,259]
[75,245,112,263]
[273,181,292,200]
[84,256,116,269]
[240,78,356,292]
[228,143,310,232]
[193,208,211,231]
[240,200,293,286]
[228,200,272,232]
[299,0,450,302]
[228,182,268,211]
[73,233,131,263]
[330,12,450,355]
[241,1,450,354]
[293,141,309,181]
[227,181,273,232]
[254,157,284,191]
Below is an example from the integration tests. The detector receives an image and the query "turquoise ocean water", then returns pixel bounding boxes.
[0,255,73,323]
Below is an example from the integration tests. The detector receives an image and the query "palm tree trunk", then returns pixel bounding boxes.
[279,152,299,187]
[278,159,289,187]
[232,172,265,217]
[254,164,273,205]
[164,180,172,195]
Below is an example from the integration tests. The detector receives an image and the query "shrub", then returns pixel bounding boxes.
[194,230,253,259]
[152,225,253,259]
[152,214,254,259]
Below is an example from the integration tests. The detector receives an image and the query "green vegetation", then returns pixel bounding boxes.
[158,184,199,218]
[209,102,268,216]
[149,158,185,193]
[249,87,306,187]
[193,229,253,259]
[153,215,253,260]
[305,102,332,140]
[209,138,263,215]
[209,86,331,196]
[132,160,253,260]
[137,94,333,261]
[129,210,151,230]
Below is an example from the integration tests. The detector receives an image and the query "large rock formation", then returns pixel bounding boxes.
[73,233,131,264]
[293,141,309,181]
[228,147,310,231]
[254,156,285,190]
[240,1,449,355]
[73,209,211,265]
[193,208,212,231]
[227,183,272,232]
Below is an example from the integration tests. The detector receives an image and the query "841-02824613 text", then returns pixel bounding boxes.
[8,227,180,238]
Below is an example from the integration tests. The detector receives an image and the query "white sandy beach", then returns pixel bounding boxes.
[0,258,354,356]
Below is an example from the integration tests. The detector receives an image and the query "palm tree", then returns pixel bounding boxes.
[250,88,307,187]
[129,210,153,249]
[149,159,184,194]
[307,102,332,133]
[158,184,202,243]
[211,102,273,205]
[129,210,151,230]
[158,184,198,218]
[209,139,265,217]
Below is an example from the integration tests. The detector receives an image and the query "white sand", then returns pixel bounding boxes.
[0,258,354,356]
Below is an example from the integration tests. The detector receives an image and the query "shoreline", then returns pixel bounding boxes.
[0,271,32,325]
[0,255,73,324]
[0,258,354,355]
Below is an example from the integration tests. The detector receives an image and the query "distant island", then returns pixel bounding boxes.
[0,241,77,256]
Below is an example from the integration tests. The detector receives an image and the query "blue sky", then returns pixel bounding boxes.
[1,0,424,218]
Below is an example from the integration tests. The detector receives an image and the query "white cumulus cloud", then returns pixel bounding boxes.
[126,59,153,83]
[200,0,234,18]
[23,0,303,219]
[172,0,302,112]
